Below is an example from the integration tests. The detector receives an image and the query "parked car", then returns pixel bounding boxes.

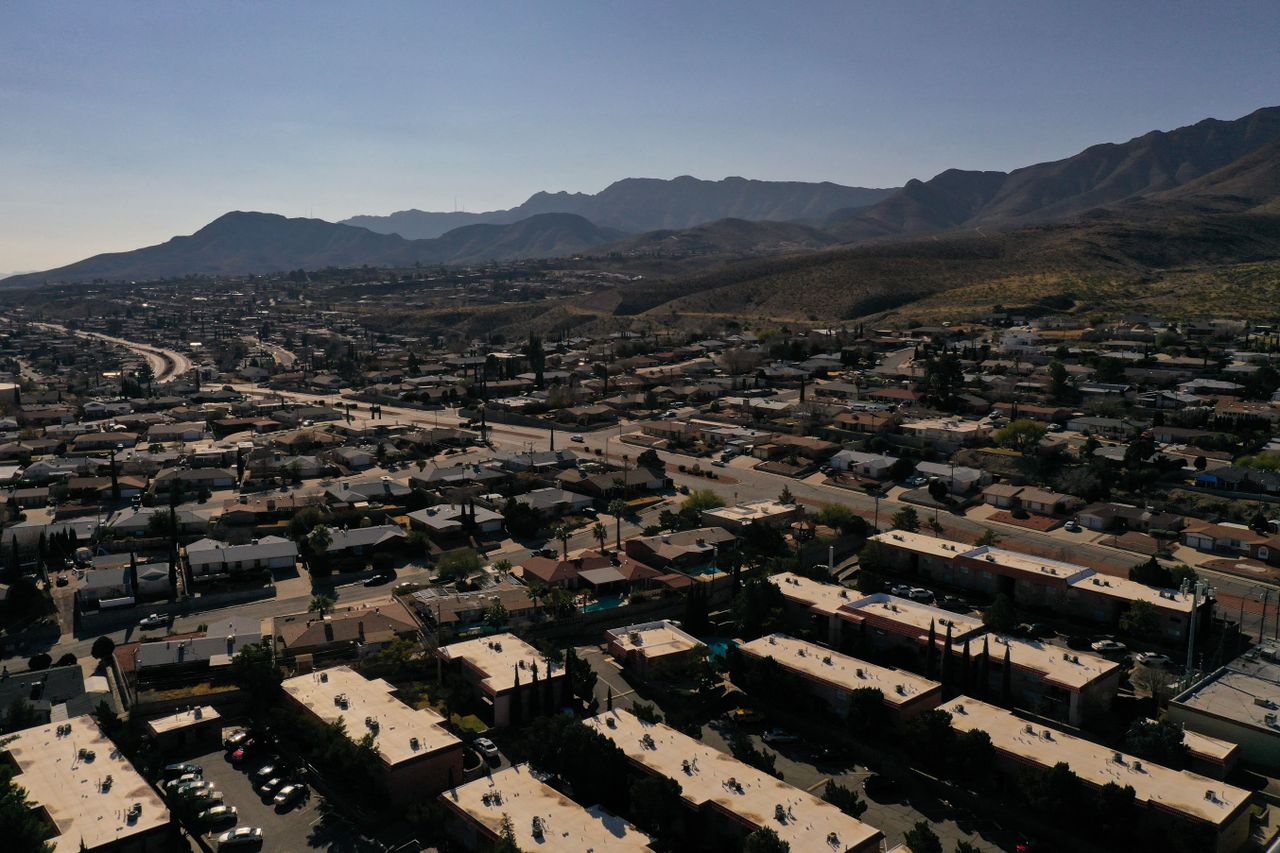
[1135,652,1173,668]
[1091,639,1127,654]
[216,826,263,849]
[166,774,200,792]
[570,434,585,443]
[762,729,799,744]
[474,737,500,761]
[224,731,249,750]
[938,594,970,612]
[363,572,393,587]
[581,507,598,517]
[138,613,167,629]
[1065,635,1094,651]
[726,708,764,725]
[1046,423,1064,432]
[908,588,934,602]
[273,784,306,808]
[55,574,68,587]
[1063,520,1080,532]
[198,805,237,825]
[188,789,224,806]
[890,584,913,597]
[229,741,256,763]
[250,764,279,783]
[257,777,285,796]
[163,762,202,779]
[532,548,558,559]
[711,460,726,468]
[176,780,214,798]
[905,474,928,487]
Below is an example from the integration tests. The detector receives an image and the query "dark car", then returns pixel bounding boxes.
[1065,635,1094,651]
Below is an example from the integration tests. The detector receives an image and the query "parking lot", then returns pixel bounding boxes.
[182,744,381,852]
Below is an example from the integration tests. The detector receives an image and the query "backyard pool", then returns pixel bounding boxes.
[705,637,738,662]
[581,594,626,613]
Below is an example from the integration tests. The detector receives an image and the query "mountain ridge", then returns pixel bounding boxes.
[343,176,897,239]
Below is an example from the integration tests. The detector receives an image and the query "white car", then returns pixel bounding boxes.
[198,805,237,824]
[890,584,913,597]
[138,614,167,629]
[1063,520,1080,532]
[1135,652,1173,668]
[1091,639,1127,654]
[570,434,585,443]
[474,737,500,761]
[217,827,263,848]
[273,784,306,807]
[711,460,726,468]
[908,588,934,602]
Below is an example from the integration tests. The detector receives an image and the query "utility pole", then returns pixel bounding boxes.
[1181,578,1214,687]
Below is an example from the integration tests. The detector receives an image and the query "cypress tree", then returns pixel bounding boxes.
[510,666,522,726]
[925,619,937,679]
[1001,644,1012,704]
[980,635,991,695]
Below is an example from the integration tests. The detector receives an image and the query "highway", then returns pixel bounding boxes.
[34,322,193,380]
[242,335,297,368]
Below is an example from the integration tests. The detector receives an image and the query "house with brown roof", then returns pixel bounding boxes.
[275,599,418,657]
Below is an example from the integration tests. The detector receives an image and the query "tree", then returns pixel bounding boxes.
[591,522,608,552]
[27,653,51,672]
[552,524,572,559]
[308,594,336,616]
[629,774,683,841]
[743,827,790,853]
[229,641,281,717]
[975,528,1000,547]
[777,485,795,505]
[993,419,1048,453]
[682,489,725,513]
[305,524,332,558]
[1124,718,1188,768]
[846,687,890,735]
[1119,601,1161,640]
[732,575,786,638]
[0,765,53,852]
[636,448,662,471]
[927,477,950,506]
[983,594,1016,633]
[436,549,483,581]
[1048,360,1073,402]
[91,635,116,663]
[54,653,76,668]
[495,813,522,853]
[485,600,509,628]
[903,821,942,853]
[891,507,920,532]
[608,499,628,550]
[822,779,867,818]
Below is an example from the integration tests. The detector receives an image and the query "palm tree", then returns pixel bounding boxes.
[308,594,336,616]
[592,522,608,552]
[306,524,332,556]
[552,524,572,559]
[608,499,628,550]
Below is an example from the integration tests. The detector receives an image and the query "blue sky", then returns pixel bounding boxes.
[2,1,1278,270]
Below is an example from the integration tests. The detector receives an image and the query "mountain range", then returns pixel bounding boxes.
[5,105,1279,291]
[342,176,894,239]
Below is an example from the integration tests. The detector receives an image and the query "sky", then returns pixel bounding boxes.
[2,1,1279,271]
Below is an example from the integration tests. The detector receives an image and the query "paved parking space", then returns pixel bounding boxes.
[186,747,380,852]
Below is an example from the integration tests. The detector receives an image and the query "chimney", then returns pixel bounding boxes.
[358,621,365,643]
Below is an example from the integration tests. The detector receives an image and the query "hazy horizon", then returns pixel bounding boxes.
[3,1,1278,271]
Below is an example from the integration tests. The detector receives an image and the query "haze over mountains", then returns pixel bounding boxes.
[342,176,894,239]
[4,105,1279,289]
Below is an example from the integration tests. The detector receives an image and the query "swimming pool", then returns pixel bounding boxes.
[581,594,626,613]
[704,637,738,661]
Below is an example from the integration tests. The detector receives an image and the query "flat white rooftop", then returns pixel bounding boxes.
[946,697,1249,827]
[282,666,460,766]
[871,530,971,561]
[443,764,653,851]
[585,709,882,852]
[771,571,858,617]
[438,633,560,696]
[989,634,1119,691]
[145,704,220,736]
[841,592,987,641]
[606,620,705,661]
[739,634,940,707]
[4,715,169,853]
